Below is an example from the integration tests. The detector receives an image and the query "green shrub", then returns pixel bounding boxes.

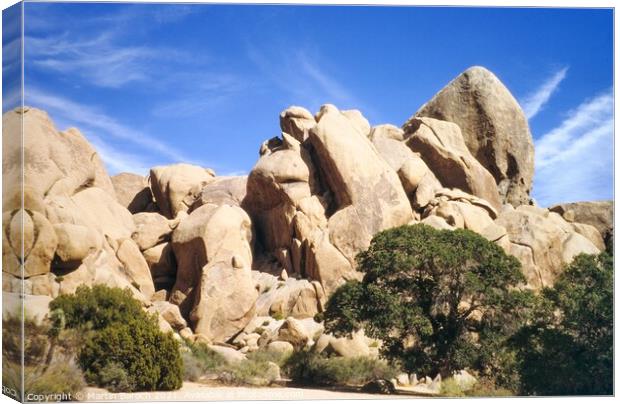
[98,363,135,393]
[51,285,183,392]
[323,224,534,383]
[50,285,144,331]
[512,252,613,395]
[284,351,397,386]
[79,316,182,391]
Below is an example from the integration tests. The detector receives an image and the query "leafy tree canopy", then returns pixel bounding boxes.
[512,252,613,395]
[322,224,533,379]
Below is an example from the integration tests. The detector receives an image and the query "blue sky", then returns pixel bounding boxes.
[3,3,614,206]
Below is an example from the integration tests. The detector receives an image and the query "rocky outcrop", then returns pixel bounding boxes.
[131,212,178,251]
[495,205,600,288]
[2,107,116,204]
[245,105,412,295]
[2,108,155,303]
[411,66,534,207]
[3,64,610,356]
[404,117,502,211]
[369,124,442,211]
[549,201,613,244]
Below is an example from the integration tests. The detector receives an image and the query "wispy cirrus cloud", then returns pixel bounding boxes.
[87,134,152,175]
[247,45,371,118]
[26,33,170,88]
[150,72,249,118]
[24,4,203,89]
[25,87,197,174]
[533,90,613,206]
[520,67,568,120]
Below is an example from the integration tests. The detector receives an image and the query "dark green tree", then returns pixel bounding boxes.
[323,224,533,381]
[79,317,182,391]
[512,252,613,395]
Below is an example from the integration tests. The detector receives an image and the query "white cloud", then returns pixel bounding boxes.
[26,33,158,88]
[521,67,568,119]
[87,134,152,176]
[25,87,197,173]
[532,90,614,206]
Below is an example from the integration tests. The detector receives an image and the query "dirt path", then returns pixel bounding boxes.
[79,382,425,401]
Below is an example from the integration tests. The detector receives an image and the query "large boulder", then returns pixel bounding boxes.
[149,163,215,219]
[404,117,502,211]
[69,187,136,240]
[495,205,600,289]
[111,172,155,214]
[52,223,102,270]
[309,105,413,265]
[2,107,115,203]
[279,106,316,142]
[131,212,177,251]
[3,209,58,278]
[171,204,256,342]
[411,66,534,207]
[115,238,155,297]
[190,176,247,211]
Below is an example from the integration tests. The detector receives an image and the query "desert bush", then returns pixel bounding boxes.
[78,315,182,391]
[220,359,279,386]
[440,378,466,397]
[247,349,291,367]
[181,342,226,382]
[51,285,183,392]
[49,285,144,331]
[323,224,534,382]
[284,351,397,386]
[465,377,514,397]
[3,314,49,366]
[24,361,86,396]
[2,312,87,399]
[98,362,135,393]
[217,349,287,386]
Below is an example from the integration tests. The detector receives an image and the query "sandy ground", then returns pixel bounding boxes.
[78,382,427,401]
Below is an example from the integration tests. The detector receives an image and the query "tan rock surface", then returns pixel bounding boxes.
[150,163,215,218]
[404,117,502,211]
[496,205,600,288]
[411,66,534,206]
[111,172,154,214]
